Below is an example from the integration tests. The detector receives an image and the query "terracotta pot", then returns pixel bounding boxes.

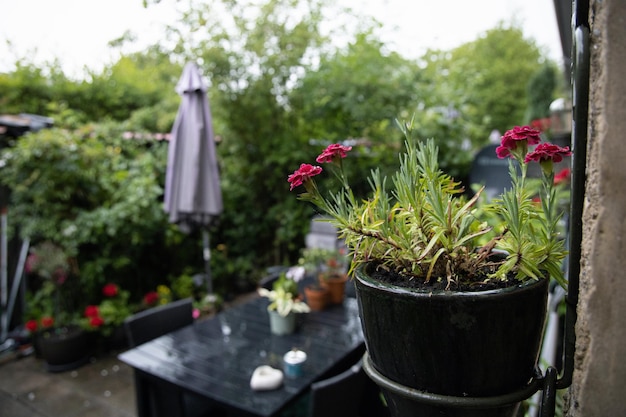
[322,273,348,304]
[304,285,329,311]
[355,264,549,417]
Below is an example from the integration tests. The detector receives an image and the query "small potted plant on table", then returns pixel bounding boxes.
[258,273,310,335]
[288,124,571,416]
[300,248,349,305]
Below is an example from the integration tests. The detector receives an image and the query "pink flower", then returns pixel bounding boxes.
[524,143,572,164]
[192,308,200,319]
[25,319,38,333]
[102,283,119,297]
[41,316,54,328]
[497,126,542,159]
[287,164,322,191]
[53,268,67,285]
[25,254,37,274]
[316,144,352,163]
[84,305,100,318]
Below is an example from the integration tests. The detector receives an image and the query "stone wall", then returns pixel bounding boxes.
[569,0,626,415]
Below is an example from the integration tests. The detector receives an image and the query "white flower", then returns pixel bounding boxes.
[258,287,310,317]
[286,266,305,282]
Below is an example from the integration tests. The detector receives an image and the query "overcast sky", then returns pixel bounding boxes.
[0,0,564,78]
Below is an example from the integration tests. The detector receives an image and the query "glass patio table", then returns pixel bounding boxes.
[118,295,364,417]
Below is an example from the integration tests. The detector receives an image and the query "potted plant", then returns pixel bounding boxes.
[23,241,92,372]
[81,283,133,351]
[292,256,329,311]
[288,123,571,416]
[258,273,310,335]
[300,248,349,305]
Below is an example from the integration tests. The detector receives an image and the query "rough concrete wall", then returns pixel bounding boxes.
[568,0,626,415]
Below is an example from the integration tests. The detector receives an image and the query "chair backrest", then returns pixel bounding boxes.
[124,298,194,348]
[305,215,341,250]
[309,360,367,417]
[468,144,514,201]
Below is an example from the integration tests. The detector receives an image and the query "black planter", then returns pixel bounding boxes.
[37,326,92,372]
[101,326,129,352]
[354,264,549,417]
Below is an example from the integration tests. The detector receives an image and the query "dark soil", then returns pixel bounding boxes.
[366,261,524,292]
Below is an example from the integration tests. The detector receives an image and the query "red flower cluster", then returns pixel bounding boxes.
[288,144,353,191]
[24,316,55,333]
[84,305,105,328]
[524,143,572,164]
[81,283,122,329]
[530,117,551,132]
[143,291,159,306]
[315,144,352,163]
[287,164,322,191]
[496,126,542,159]
[554,168,571,185]
[496,126,571,170]
[102,283,119,297]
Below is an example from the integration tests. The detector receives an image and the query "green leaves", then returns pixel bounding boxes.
[317,126,491,283]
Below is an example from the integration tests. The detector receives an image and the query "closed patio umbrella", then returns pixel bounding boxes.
[164,62,223,295]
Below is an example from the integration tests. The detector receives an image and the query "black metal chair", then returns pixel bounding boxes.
[124,298,223,417]
[124,298,194,348]
[308,359,389,417]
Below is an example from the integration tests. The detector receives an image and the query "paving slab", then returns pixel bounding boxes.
[0,351,135,417]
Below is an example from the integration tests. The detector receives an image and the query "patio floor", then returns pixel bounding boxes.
[0,291,263,417]
[0,350,135,417]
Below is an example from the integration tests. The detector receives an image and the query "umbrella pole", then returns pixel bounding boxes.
[202,230,213,295]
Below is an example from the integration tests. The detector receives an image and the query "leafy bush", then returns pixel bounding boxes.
[0,125,200,303]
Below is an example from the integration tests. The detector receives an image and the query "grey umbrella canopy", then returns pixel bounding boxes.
[164,62,223,294]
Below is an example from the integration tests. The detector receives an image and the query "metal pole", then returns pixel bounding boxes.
[202,230,213,295]
[6,239,30,331]
[1,208,8,342]
[557,17,590,391]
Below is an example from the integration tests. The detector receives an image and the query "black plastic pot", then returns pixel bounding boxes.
[354,264,549,417]
[37,326,91,372]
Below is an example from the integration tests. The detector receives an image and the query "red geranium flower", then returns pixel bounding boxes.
[144,291,159,306]
[524,143,572,164]
[287,163,323,191]
[316,144,352,163]
[89,316,105,328]
[25,319,38,333]
[84,305,100,318]
[41,316,54,328]
[554,168,571,185]
[530,118,551,132]
[102,283,119,297]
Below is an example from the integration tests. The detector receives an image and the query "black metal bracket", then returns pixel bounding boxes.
[362,351,545,410]
[557,0,590,391]
[539,0,591,414]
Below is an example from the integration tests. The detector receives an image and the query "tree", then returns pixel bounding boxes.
[0,48,180,128]
[419,23,545,147]
[292,31,422,194]
[525,62,559,123]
